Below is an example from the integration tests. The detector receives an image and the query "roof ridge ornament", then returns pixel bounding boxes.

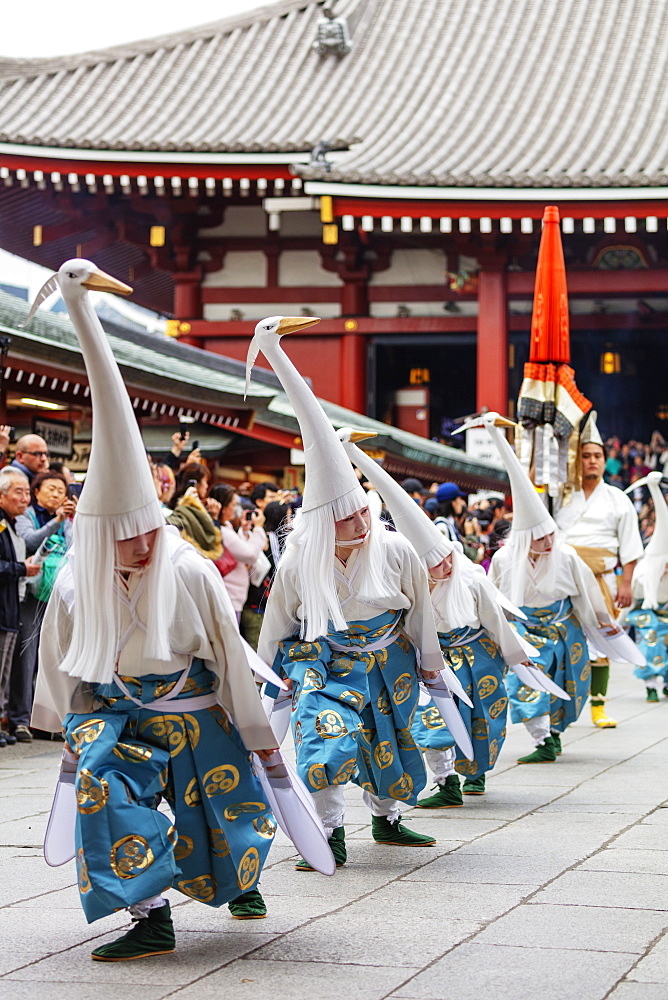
[313,4,353,58]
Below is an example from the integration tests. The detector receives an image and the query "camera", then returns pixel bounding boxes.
[243,510,254,522]
[187,479,198,489]
[190,439,199,451]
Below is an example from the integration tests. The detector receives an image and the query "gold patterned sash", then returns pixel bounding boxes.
[572,546,618,619]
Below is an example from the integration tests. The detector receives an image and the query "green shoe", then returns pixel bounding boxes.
[371,815,436,847]
[416,775,462,808]
[91,902,175,962]
[296,826,346,870]
[647,688,660,703]
[462,774,486,795]
[550,731,562,755]
[516,737,557,764]
[228,888,267,919]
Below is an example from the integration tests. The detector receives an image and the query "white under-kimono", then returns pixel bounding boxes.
[556,481,644,598]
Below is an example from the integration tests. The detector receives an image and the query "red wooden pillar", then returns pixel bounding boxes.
[476,266,508,414]
[339,327,367,413]
[173,269,203,348]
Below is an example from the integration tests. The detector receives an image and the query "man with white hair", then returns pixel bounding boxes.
[0,469,40,746]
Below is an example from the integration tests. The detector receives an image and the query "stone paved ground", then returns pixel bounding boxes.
[1,664,667,1000]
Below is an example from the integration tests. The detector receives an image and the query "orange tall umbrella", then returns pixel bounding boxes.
[529,206,570,363]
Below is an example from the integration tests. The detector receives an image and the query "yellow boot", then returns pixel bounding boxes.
[591,701,617,728]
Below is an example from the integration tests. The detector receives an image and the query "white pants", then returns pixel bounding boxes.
[523,713,551,746]
[311,785,402,835]
[646,675,663,691]
[423,746,456,783]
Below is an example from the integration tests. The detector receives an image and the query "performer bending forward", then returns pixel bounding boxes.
[248,316,455,868]
[31,260,278,962]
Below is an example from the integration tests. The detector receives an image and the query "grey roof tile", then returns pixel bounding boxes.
[1,0,667,187]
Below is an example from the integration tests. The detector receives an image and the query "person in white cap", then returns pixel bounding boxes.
[480,414,615,762]
[625,472,668,701]
[247,316,453,867]
[29,261,279,961]
[338,427,547,803]
[555,412,644,727]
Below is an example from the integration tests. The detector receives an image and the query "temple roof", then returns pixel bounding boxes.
[1,0,667,189]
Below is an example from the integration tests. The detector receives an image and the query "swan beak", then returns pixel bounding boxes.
[277,316,321,335]
[82,268,133,296]
[493,416,516,428]
[349,430,377,443]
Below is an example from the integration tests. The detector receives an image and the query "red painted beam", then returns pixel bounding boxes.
[0,153,293,181]
[186,316,475,337]
[231,420,298,449]
[508,269,668,295]
[333,198,668,220]
[477,269,508,414]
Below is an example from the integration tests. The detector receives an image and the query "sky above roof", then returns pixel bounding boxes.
[3,0,262,57]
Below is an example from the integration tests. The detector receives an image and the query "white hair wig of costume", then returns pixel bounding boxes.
[501,518,558,608]
[284,502,394,641]
[427,543,478,631]
[57,518,176,684]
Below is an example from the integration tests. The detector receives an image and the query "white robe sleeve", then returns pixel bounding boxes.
[395,538,444,673]
[473,575,529,667]
[615,492,644,567]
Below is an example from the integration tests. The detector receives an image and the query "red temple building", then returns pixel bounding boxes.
[1,0,668,445]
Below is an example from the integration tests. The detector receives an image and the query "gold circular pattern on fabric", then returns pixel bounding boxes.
[112,741,153,763]
[395,727,417,750]
[178,874,216,902]
[551,706,566,725]
[333,758,357,784]
[110,835,154,879]
[652,654,665,666]
[70,719,105,751]
[76,847,91,894]
[448,648,464,669]
[315,710,348,739]
[477,675,499,699]
[303,668,325,691]
[516,685,542,703]
[359,725,375,744]
[374,741,394,769]
[566,680,577,695]
[306,763,328,790]
[580,662,592,682]
[472,718,489,740]
[330,656,355,677]
[253,816,277,839]
[288,641,322,661]
[526,633,548,647]
[223,801,267,821]
[479,636,498,658]
[202,765,240,796]
[489,696,508,719]
[76,769,109,814]
[388,772,413,800]
[421,706,446,729]
[209,828,231,857]
[340,689,365,711]
[174,835,194,860]
[139,714,199,756]
[570,642,584,664]
[457,758,477,775]
[645,629,658,645]
[166,824,178,846]
[488,738,500,765]
[393,673,412,704]
[208,704,232,735]
[374,647,390,669]
[184,777,202,807]
[376,689,392,715]
[237,847,260,891]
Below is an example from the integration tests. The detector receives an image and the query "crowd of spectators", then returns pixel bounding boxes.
[0,422,664,748]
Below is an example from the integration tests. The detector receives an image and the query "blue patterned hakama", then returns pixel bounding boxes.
[411,626,508,780]
[271,609,426,806]
[627,605,668,683]
[507,598,590,732]
[65,659,275,923]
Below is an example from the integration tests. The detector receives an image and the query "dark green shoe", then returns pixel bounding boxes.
[516,737,557,764]
[91,902,174,961]
[462,774,486,795]
[647,688,660,703]
[296,826,346,870]
[371,814,436,847]
[228,888,267,919]
[416,775,463,808]
[550,731,562,755]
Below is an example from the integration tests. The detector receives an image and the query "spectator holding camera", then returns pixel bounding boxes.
[166,462,223,560]
[208,483,268,624]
